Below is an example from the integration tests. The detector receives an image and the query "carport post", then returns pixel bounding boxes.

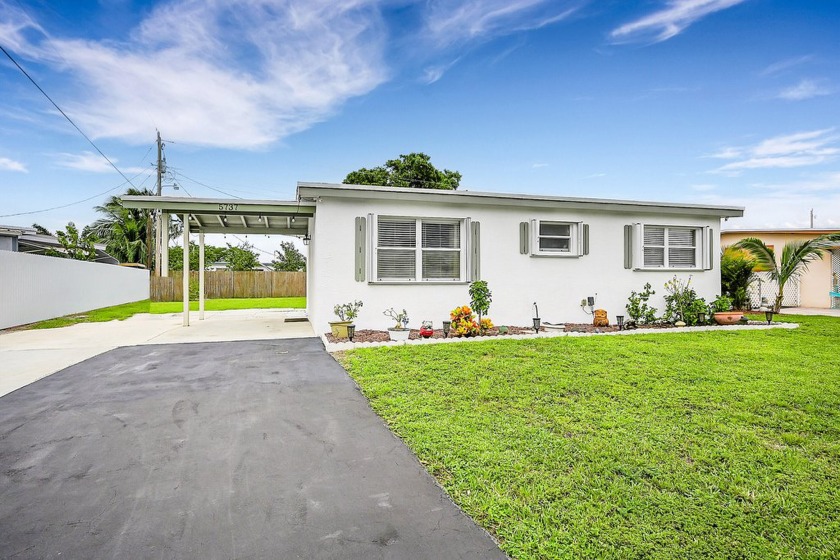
[199,232,205,320]
[182,214,190,327]
[161,212,169,277]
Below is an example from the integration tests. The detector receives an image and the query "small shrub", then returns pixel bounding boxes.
[721,247,757,310]
[711,294,734,313]
[662,276,707,326]
[468,281,492,322]
[626,283,658,325]
[450,305,479,337]
[334,300,363,321]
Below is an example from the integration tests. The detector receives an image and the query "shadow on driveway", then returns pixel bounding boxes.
[0,338,505,559]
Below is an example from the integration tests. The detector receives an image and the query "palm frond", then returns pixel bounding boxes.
[733,237,777,279]
[780,239,828,283]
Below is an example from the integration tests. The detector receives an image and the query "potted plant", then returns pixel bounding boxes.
[711,294,743,325]
[384,308,410,341]
[330,300,362,338]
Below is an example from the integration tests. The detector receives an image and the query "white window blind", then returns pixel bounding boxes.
[377,218,416,279]
[642,225,698,268]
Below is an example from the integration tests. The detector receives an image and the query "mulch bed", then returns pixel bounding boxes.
[326,323,636,343]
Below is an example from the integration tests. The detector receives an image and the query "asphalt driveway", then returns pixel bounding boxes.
[0,338,505,559]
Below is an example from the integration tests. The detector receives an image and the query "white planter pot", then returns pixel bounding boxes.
[388,328,410,341]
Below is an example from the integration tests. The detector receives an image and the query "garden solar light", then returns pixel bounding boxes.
[616,315,624,330]
[532,302,541,333]
[346,324,355,341]
[764,309,774,325]
[697,311,706,325]
[442,320,451,338]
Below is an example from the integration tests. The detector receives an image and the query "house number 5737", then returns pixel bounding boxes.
[219,204,238,211]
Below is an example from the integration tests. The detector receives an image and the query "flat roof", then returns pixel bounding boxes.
[722,228,840,235]
[297,182,744,218]
[121,195,314,235]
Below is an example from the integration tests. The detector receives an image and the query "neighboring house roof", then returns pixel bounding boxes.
[297,182,745,218]
[722,228,840,235]
[0,225,36,237]
[16,233,119,264]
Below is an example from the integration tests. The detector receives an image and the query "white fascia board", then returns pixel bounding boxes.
[297,182,744,218]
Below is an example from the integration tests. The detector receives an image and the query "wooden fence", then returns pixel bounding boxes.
[150,271,305,302]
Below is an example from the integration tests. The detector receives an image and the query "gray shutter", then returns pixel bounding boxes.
[582,224,590,256]
[705,226,714,270]
[354,216,366,282]
[470,221,481,281]
[519,222,529,254]
[623,225,633,269]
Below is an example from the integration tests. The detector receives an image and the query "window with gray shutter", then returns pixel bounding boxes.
[374,216,465,281]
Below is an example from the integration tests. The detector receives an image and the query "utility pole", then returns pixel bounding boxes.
[154,130,165,276]
[810,208,816,229]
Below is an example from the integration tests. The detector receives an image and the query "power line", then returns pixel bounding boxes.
[0,42,137,188]
[173,171,243,199]
[0,169,154,218]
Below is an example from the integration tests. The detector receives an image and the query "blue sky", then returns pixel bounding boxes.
[1,0,839,257]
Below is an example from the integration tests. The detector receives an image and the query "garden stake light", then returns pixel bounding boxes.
[346,324,355,341]
[764,309,775,324]
[442,320,451,338]
[532,302,541,334]
[616,315,624,330]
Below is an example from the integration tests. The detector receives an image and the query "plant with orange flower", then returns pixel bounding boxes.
[450,305,479,337]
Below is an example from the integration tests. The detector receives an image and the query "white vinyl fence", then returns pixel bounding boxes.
[0,251,149,330]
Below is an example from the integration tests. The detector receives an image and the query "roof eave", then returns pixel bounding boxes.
[297,182,744,218]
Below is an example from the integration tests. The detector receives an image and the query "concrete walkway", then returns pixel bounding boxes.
[0,338,505,559]
[782,307,840,317]
[0,309,313,398]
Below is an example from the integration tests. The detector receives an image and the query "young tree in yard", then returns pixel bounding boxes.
[168,242,226,271]
[720,246,757,310]
[225,242,260,271]
[343,152,461,190]
[271,241,306,271]
[47,222,97,261]
[735,234,840,312]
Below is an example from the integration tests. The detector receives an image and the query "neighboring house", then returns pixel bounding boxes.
[0,224,118,264]
[721,229,840,309]
[298,183,744,333]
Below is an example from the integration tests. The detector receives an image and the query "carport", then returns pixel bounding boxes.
[122,196,314,326]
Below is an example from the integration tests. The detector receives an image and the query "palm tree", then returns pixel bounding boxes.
[734,234,840,312]
[90,188,155,265]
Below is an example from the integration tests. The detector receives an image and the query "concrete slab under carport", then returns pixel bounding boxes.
[0,338,506,559]
[0,309,314,398]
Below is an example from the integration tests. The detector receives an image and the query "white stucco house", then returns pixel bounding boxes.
[297,183,744,333]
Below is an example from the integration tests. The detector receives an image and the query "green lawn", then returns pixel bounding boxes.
[21,297,306,330]
[339,314,840,559]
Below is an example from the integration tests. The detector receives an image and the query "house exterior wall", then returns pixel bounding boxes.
[310,194,724,334]
[721,231,838,309]
[0,251,149,329]
[0,235,16,252]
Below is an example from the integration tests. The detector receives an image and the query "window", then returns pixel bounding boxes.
[375,216,464,281]
[643,225,698,268]
[531,220,581,257]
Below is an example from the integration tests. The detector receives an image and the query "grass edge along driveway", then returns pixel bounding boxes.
[339,314,840,560]
[16,297,306,330]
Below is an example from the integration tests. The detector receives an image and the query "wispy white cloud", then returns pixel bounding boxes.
[709,129,840,174]
[424,0,580,48]
[54,151,147,174]
[611,0,748,44]
[777,79,833,101]
[581,172,606,178]
[422,58,462,84]
[0,157,27,172]
[0,0,389,149]
[531,162,549,169]
[759,55,814,77]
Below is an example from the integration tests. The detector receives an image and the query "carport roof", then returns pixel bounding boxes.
[121,195,314,235]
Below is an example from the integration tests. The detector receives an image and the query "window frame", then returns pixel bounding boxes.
[372,215,468,283]
[640,224,701,270]
[531,219,581,257]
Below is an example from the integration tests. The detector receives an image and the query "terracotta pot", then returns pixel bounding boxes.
[713,312,744,325]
